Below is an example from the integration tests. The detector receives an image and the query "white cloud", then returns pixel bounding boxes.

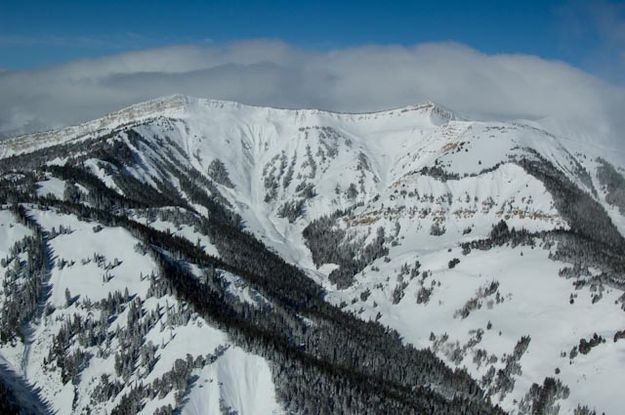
[0,40,623,150]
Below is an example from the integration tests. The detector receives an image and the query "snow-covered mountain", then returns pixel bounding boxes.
[1,95,624,414]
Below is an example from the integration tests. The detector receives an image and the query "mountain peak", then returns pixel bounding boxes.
[0,89,623,415]
[114,94,456,124]
[0,95,458,159]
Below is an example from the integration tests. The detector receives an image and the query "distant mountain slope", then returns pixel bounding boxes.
[0,96,624,414]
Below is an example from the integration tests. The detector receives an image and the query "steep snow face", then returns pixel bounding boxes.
[2,96,625,414]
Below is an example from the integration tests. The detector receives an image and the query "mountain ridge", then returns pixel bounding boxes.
[0,95,458,157]
[0,96,624,414]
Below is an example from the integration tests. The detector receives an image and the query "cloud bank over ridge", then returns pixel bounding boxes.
[1,40,623,149]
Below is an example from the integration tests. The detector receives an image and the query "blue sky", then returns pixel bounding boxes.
[1,0,624,139]
[0,0,620,77]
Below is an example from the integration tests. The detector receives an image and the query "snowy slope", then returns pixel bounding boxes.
[0,206,283,414]
[1,95,625,414]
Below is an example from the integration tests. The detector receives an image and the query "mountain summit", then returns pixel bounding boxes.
[0,96,623,414]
